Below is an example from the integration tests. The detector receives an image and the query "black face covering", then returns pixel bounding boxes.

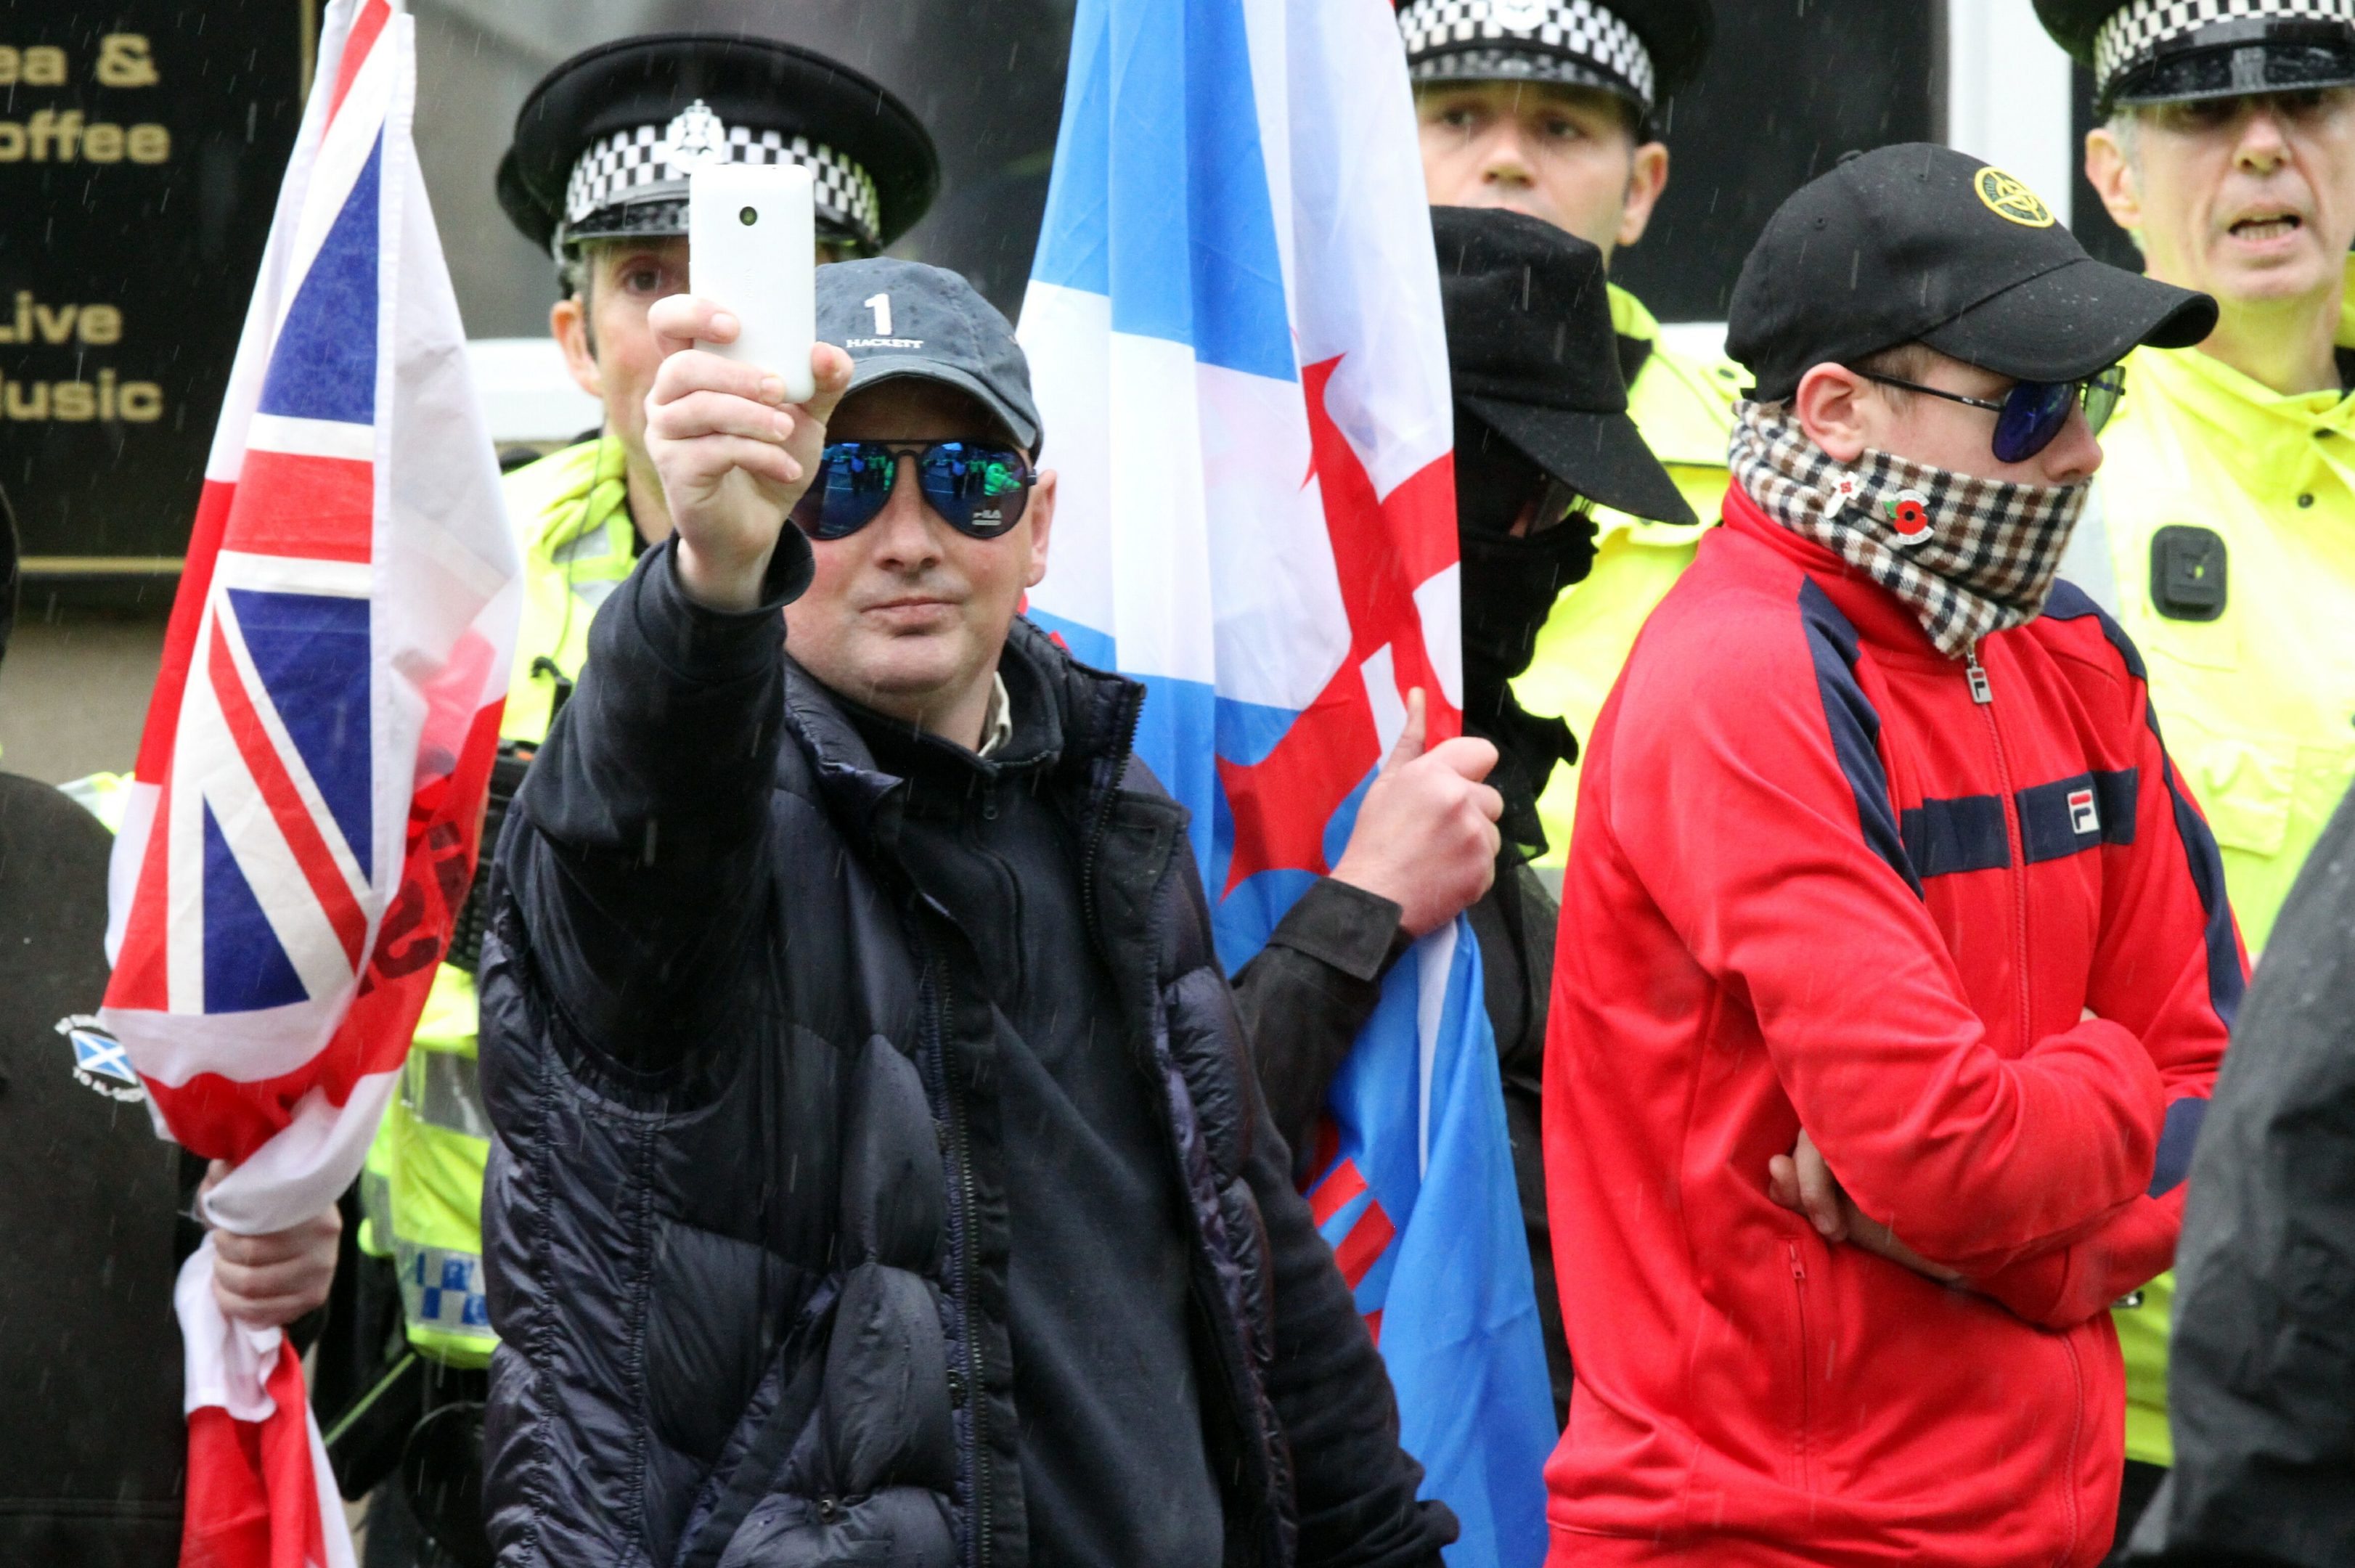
[1455,416,1547,537]
[1454,415,1598,862]
[1456,413,1597,678]
[1460,524,1596,683]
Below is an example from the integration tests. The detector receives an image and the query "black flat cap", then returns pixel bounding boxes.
[1399,0,1713,120]
[497,33,939,258]
[1434,205,1693,526]
[2037,0,2355,115]
[1727,143,2216,404]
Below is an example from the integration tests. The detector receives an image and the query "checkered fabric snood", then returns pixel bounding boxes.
[2095,0,2355,89]
[1397,0,1656,105]
[561,110,883,252]
[1728,401,2090,659]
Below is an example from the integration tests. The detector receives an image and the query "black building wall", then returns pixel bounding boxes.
[1613,0,1941,322]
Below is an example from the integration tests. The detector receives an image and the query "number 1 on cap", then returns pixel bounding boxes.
[865,293,893,337]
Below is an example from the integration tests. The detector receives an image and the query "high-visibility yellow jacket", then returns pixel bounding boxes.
[1511,285,1745,869]
[359,436,637,1366]
[2062,270,2355,1468]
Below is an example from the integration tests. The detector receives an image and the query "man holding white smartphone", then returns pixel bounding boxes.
[475,258,1458,1568]
[331,34,940,1564]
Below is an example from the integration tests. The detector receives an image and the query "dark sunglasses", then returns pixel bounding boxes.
[788,440,1035,541]
[1856,365,2126,464]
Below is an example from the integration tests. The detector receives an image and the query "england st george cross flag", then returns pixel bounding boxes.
[1017,0,1555,1559]
[99,2,521,1562]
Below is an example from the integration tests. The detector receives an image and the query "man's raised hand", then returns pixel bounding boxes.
[643,294,854,611]
[1330,688,1504,939]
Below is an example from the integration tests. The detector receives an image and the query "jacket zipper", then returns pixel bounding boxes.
[925,685,1139,1568]
[1077,690,1146,939]
[2057,1332,2086,1563]
[1966,649,2035,1047]
[920,954,990,1568]
[1787,1241,1814,1494]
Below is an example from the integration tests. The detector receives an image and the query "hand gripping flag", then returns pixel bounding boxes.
[99,2,521,1563]
[1019,0,1554,1559]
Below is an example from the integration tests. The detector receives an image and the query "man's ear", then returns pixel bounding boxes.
[551,295,603,400]
[2084,124,2144,236]
[1615,140,1670,253]
[1792,364,1874,464]
[1024,468,1056,589]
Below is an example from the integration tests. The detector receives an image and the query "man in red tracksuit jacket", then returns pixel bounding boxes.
[1544,144,2240,1567]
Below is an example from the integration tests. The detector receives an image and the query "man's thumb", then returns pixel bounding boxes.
[1381,688,1429,775]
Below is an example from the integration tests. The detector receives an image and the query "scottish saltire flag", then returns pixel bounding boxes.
[1018,0,1554,1559]
[99,1,520,1562]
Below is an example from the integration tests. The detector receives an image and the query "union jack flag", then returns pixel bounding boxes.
[99,3,520,1563]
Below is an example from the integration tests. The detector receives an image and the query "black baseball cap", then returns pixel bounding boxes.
[1726,144,2216,404]
[819,259,1043,454]
[1434,206,1693,526]
[497,34,939,258]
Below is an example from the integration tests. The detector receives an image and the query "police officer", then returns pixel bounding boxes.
[345,34,936,1564]
[2035,1,2355,1545]
[1399,0,1742,865]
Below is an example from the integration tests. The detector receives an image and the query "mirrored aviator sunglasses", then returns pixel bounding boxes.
[1991,366,2126,463]
[789,440,1035,541]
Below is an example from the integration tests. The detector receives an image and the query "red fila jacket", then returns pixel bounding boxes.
[1542,486,2240,1567]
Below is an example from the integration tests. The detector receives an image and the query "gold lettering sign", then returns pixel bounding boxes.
[95,33,159,88]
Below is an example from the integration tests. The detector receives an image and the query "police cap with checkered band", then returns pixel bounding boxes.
[497,33,939,261]
[1395,0,1711,128]
[2037,0,2355,115]
[1728,144,2216,404]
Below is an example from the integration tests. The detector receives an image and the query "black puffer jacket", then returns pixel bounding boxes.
[478,542,1454,1568]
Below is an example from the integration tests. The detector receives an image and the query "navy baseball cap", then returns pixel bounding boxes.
[817,258,1043,454]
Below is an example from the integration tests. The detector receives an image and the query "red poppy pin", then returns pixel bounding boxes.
[1884,489,1932,547]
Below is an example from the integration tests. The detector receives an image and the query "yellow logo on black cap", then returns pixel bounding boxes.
[1975,166,2054,228]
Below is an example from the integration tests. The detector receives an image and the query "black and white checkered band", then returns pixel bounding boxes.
[560,100,883,252]
[1397,0,1656,106]
[2095,0,2355,87]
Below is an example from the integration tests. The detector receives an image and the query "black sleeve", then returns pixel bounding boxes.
[2126,786,2355,1568]
[1230,876,1410,1153]
[499,533,811,1076]
[1239,1036,1458,1568]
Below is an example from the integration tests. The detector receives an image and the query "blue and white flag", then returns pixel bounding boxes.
[1018,0,1556,1559]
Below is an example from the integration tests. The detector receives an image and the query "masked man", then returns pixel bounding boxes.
[338,33,937,1560]
[1401,0,1745,864]
[1234,205,1692,1427]
[1545,146,2234,1565]
[2035,0,2355,1536]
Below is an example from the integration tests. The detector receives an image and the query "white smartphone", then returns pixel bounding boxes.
[688,162,817,404]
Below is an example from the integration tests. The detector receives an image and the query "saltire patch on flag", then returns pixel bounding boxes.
[1019,0,1556,1559]
[98,2,521,1564]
